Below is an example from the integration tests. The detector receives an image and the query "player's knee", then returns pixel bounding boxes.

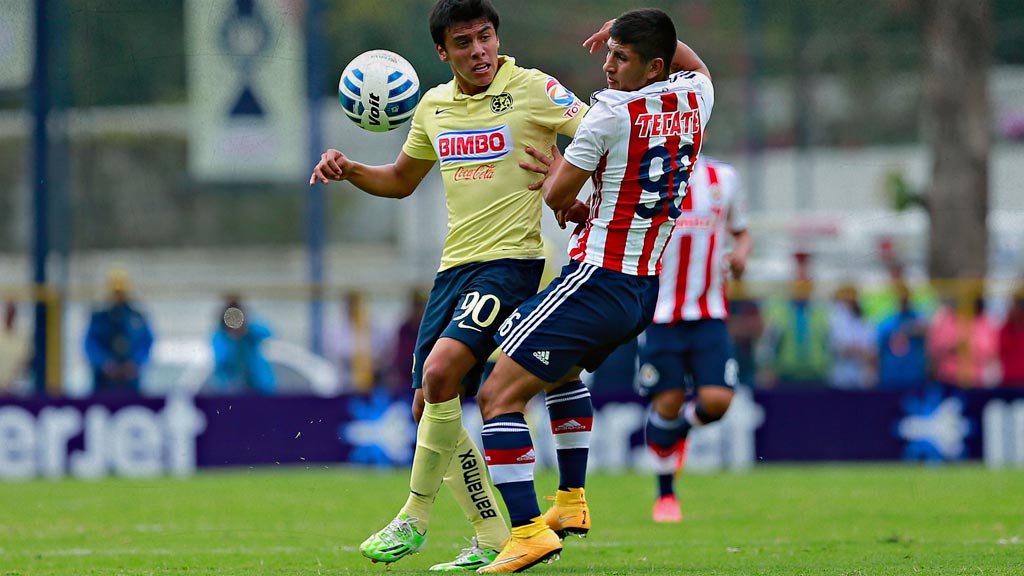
[420,361,461,403]
[477,380,523,421]
[652,389,686,418]
[699,387,735,420]
[476,384,500,420]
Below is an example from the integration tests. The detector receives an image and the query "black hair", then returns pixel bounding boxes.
[609,8,677,77]
[429,0,500,48]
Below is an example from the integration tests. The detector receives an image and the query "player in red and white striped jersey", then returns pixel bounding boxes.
[654,157,750,323]
[637,156,752,523]
[564,70,712,276]
[476,8,714,571]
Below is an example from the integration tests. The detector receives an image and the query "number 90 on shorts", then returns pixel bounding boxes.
[453,291,502,332]
[412,258,546,391]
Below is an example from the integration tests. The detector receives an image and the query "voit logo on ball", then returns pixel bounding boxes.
[338,50,421,132]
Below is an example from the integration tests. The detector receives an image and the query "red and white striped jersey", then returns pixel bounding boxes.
[653,157,749,323]
[562,70,714,276]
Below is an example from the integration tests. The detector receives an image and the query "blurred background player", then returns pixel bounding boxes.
[476,9,713,571]
[309,0,588,570]
[84,269,155,395]
[637,156,752,523]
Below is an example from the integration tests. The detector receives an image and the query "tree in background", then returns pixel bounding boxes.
[923,0,991,282]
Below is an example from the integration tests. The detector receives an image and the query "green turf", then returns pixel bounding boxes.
[1,465,1022,575]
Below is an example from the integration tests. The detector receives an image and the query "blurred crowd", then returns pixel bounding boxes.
[733,252,1024,391]
[1,260,1023,397]
[0,269,429,398]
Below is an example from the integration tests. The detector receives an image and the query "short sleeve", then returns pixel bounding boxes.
[690,71,714,126]
[401,100,437,161]
[562,102,614,172]
[669,70,714,127]
[528,71,588,138]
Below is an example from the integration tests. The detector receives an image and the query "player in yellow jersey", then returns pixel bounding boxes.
[310,0,590,570]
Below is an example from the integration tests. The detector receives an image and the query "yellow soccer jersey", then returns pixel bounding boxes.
[402,56,587,272]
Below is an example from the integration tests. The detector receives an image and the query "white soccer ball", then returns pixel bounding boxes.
[338,50,421,133]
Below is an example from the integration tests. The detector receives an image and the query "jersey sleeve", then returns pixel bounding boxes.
[401,93,437,161]
[721,164,750,234]
[690,71,714,126]
[669,70,714,127]
[562,102,613,172]
[527,70,588,138]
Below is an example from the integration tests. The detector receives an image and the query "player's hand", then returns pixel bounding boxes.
[726,252,746,279]
[520,145,560,191]
[555,199,589,229]
[309,149,350,185]
[582,19,615,54]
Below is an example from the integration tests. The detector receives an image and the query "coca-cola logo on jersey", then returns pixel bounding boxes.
[635,109,700,138]
[454,164,496,181]
[436,125,513,164]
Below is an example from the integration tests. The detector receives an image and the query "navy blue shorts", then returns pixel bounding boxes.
[496,260,659,382]
[412,258,545,396]
[636,319,738,397]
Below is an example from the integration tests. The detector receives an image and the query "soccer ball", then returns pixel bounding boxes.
[338,50,421,133]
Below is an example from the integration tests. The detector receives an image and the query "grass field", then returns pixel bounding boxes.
[1,465,1023,575]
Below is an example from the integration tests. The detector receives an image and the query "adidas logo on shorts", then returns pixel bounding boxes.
[532,350,550,365]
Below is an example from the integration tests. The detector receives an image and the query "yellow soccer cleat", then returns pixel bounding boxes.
[541,487,590,539]
[476,523,562,573]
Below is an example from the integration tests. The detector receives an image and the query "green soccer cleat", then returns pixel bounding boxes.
[359,513,427,564]
[429,537,500,571]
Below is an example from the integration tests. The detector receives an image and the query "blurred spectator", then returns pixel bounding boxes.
[927,292,1001,388]
[325,291,390,394]
[876,282,929,389]
[760,251,831,387]
[386,289,427,394]
[998,285,1024,386]
[829,284,877,390]
[727,282,764,388]
[84,270,154,395]
[209,295,275,395]
[0,300,31,395]
[861,237,938,325]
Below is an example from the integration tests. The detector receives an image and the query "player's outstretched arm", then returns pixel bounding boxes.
[582,19,615,54]
[671,41,710,78]
[309,150,434,199]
